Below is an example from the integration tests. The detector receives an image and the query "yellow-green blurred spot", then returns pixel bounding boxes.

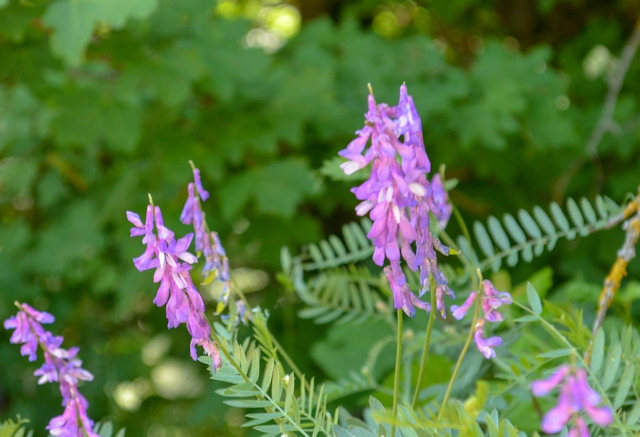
[373,10,401,38]
[265,5,300,38]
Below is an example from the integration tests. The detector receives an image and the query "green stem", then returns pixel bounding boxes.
[437,297,481,422]
[391,310,403,437]
[411,277,437,408]
[452,203,472,247]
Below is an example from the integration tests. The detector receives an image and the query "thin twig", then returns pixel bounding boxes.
[585,19,640,157]
[553,18,640,199]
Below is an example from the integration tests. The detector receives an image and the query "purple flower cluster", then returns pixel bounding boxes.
[180,166,231,305]
[128,203,222,368]
[4,303,98,437]
[450,279,512,358]
[532,365,613,436]
[339,84,453,316]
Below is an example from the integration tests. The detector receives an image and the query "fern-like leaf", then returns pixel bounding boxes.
[204,324,336,436]
[0,417,31,437]
[293,264,391,325]
[464,196,623,272]
[301,219,373,271]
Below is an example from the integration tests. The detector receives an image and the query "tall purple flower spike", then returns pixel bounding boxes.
[180,166,231,306]
[4,303,99,437]
[128,203,222,369]
[532,365,613,436]
[450,279,512,358]
[339,84,453,317]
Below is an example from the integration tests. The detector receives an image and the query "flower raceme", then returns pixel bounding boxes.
[532,365,613,436]
[4,302,98,437]
[127,202,222,369]
[450,279,512,358]
[339,84,453,317]
[180,166,231,306]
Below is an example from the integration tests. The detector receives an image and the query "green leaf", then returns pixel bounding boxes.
[0,417,29,437]
[627,400,640,426]
[526,282,542,315]
[580,197,598,225]
[602,342,622,390]
[487,216,510,250]
[537,348,572,358]
[43,0,159,66]
[614,362,635,408]
[550,202,574,239]
[566,198,586,236]
[590,329,605,375]
[473,221,495,258]
[220,158,318,219]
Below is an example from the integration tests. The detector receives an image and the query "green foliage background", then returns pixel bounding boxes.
[1,0,639,435]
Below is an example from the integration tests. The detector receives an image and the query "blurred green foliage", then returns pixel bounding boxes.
[1,0,639,435]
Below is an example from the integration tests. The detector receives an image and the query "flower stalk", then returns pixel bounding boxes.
[391,309,404,437]
[411,275,437,408]
[438,288,481,422]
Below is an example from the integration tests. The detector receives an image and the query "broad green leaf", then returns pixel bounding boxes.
[43,0,158,66]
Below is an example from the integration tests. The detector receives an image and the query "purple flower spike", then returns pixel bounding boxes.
[533,365,614,436]
[339,84,453,316]
[4,303,99,437]
[180,166,231,305]
[128,202,222,369]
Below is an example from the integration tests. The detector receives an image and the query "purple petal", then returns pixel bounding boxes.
[450,291,477,320]
[531,365,570,396]
[126,211,143,228]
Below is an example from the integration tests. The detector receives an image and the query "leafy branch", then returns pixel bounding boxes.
[205,323,336,436]
[463,195,624,273]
